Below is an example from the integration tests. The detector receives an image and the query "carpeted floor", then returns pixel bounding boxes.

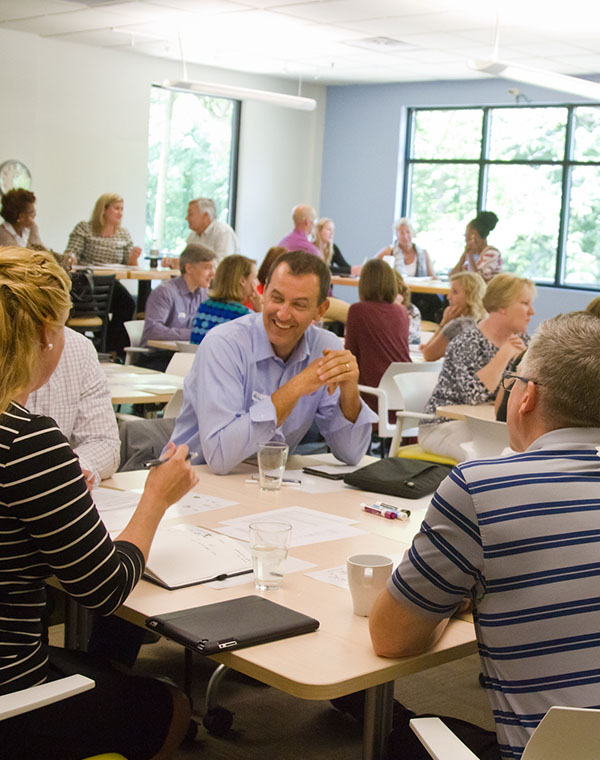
[49,624,494,758]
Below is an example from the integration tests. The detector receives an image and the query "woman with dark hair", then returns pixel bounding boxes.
[0,188,43,248]
[345,259,410,414]
[451,211,501,282]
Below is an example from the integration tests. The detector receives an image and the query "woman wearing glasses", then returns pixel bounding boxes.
[419,273,535,461]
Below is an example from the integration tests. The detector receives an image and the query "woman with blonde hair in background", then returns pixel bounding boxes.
[419,272,536,462]
[190,254,259,344]
[314,217,358,276]
[421,271,487,361]
[0,247,197,759]
[65,192,143,356]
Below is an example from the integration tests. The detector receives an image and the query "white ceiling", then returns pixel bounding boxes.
[1,0,600,86]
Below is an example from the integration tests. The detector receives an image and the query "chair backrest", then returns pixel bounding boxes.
[165,352,195,378]
[124,320,145,348]
[464,414,510,459]
[380,361,442,411]
[522,706,600,760]
[90,274,116,317]
[393,365,442,414]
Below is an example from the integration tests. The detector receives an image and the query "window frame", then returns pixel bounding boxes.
[402,103,600,290]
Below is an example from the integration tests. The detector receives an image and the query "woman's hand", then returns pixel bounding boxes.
[498,334,526,362]
[440,303,463,326]
[143,443,198,510]
[127,246,142,265]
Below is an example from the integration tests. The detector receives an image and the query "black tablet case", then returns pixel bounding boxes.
[145,595,319,655]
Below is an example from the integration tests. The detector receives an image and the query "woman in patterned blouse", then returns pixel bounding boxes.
[191,254,260,344]
[419,273,535,461]
[65,193,142,355]
[0,247,197,758]
[451,210,502,282]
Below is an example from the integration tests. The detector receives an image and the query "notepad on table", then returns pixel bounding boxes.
[144,524,252,590]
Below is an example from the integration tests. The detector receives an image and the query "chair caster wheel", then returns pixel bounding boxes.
[203,706,234,736]
[478,672,487,688]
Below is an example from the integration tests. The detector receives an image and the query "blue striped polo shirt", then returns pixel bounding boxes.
[388,427,600,759]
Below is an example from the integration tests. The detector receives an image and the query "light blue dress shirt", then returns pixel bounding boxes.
[169,312,377,474]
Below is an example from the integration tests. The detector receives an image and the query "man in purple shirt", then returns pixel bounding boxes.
[139,243,216,370]
[278,204,323,258]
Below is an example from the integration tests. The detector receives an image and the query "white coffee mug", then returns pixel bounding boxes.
[347,554,393,617]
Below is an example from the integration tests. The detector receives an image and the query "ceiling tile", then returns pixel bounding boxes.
[3,8,143,34]
[0,0,79,21]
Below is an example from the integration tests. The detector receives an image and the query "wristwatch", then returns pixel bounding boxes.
[0,160,32,194]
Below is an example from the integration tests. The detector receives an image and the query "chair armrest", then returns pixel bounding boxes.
[395,410,436,422]
[357,384,386,400]
[0,674,95,721]
[124,346,152,355]
[409,717,480,760]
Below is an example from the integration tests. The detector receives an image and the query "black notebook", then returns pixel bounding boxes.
[145,595,320,655]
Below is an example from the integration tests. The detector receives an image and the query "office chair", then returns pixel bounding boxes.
[410,706,600,760]
[358,361,442,455]
[123,319,151,365]
[68,274,116,354]
[463,414,511,458]
[0,674,127,759]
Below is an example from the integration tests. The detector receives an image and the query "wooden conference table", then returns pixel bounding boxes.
[101,362,183,405]
[99,454,476,760]
[74,264,178,311]
[331,275,451,296]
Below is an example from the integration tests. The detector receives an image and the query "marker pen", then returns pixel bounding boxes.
[361,503,398,520]
[374,502,411,521]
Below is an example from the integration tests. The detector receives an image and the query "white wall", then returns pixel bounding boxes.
[0,28,326,262]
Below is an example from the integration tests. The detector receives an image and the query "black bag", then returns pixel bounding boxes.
[69,269,95,317]
[343,457,452,499]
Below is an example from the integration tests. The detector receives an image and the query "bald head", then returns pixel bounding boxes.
[292,204,316,233]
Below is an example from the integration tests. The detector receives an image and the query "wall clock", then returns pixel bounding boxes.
[0,160,32,195]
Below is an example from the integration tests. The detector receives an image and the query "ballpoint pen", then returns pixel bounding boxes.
[142,451,198,468]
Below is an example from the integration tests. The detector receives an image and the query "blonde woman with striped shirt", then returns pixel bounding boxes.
[0,247,196,759]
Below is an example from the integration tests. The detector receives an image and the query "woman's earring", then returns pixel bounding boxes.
[47,343,53,351]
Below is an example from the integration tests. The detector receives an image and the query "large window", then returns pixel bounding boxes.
[146,85,240,253]
[404,105,600,288]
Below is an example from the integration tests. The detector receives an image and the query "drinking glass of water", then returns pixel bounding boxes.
[249,521,292,591]
[257,441,289,490]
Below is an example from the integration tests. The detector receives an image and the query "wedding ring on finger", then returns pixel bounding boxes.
[346,362,350,372]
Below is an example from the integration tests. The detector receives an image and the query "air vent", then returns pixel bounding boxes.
[342,36,414,53]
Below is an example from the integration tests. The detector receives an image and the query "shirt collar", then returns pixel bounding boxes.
[174,275,203,296]
[526,427,600,452]
[3,222,29,246]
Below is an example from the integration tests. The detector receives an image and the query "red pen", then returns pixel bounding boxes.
[361,503,398,520]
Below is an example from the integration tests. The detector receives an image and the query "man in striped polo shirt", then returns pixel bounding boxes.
[370,312,600,760]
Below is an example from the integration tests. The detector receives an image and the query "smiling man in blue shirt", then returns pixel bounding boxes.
[169,250,376,474]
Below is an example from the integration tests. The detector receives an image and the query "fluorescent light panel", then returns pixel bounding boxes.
[469,58,600,101]
[161,79,317,111]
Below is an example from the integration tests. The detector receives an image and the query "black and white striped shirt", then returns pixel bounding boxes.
[0,402,144,694]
